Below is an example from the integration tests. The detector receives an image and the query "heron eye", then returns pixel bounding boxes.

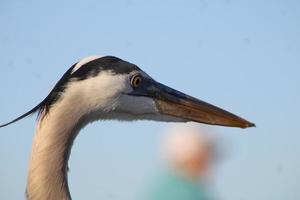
[131,75,143,88]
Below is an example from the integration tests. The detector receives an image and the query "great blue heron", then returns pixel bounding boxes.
[0,56,254,200]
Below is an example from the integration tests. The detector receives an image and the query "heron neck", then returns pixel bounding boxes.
[26,102,86,200]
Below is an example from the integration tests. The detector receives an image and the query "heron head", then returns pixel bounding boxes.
[69,56,254,128]
[0,56,255,129]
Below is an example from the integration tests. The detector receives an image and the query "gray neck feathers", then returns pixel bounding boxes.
[26,98,88,200]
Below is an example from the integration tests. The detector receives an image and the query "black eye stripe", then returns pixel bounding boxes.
[72,56,140,80]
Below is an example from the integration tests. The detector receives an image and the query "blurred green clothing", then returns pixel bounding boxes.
[145,170,214,200]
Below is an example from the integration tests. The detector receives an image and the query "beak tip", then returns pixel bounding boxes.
[243,122,256,129]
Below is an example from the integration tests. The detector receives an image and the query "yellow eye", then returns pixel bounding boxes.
[131,75,143,88]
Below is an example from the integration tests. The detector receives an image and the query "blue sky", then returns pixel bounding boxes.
[0,0,299,199]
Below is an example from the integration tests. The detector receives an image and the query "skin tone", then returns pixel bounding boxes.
[171,144,213,181]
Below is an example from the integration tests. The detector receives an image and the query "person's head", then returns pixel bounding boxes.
[162,125,214,179]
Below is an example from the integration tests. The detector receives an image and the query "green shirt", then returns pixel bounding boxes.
[145,170,214,200]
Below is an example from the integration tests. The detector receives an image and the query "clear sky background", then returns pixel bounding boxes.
[0,0,299,199]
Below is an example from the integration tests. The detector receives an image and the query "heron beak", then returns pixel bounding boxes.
[150,82,255,128]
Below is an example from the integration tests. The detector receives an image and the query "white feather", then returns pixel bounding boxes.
[71,55,105,74]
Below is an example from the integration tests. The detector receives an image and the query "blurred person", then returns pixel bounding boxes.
[145,125,216,200]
